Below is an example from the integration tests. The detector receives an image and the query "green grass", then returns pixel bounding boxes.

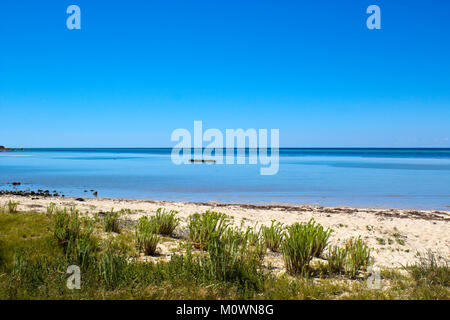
[149,208,180,236]
[325,245,347,275]
[135,216,160,255]
[281,219,333,275]
[51,206,98,269]
[406,250,449,287]
[0,211,55,271]
[261,220,284,252]
[46,202,57,215]
[188,211,230,250]
[323,237,372,278]
[344,237,372,278]
[0,208,448,300]
[7,201,19,214]
[103,209,121,233]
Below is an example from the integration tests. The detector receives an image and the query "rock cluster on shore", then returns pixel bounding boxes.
[0,146,24,152]
[0,189,61,198]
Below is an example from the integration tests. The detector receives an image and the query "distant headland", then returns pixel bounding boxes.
[0,146,24,152]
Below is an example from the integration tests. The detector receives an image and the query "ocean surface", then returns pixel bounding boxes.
[1,148,450,210]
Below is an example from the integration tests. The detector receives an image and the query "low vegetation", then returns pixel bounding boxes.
[103,209,121,233]
[261,221,284,252]
[135,216,160,255]
[188,210,229,249]
[281,219,333,275]
[3,200,19,214]
[0,204,448,300]
[148,208,180,236]
[406,250,449,287]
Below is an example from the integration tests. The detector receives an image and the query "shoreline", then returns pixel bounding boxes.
[1,188,449,213]
[2,194,449,269]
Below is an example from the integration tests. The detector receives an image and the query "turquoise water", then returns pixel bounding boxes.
[1,148,449,210]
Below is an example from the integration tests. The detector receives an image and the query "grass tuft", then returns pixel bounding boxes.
[8,201,19,214]
[52,206,97,268]
[135,216,160,255]
[261,220,284,252]
[149,208,180,236]
[281,219,332,275]
[344,236,372,278]
[103,209,121,233]
[188,211,229,250]
[325,245,347,275]
[406,250,449,287]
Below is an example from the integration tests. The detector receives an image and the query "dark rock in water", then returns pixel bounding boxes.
[75,198,85,202]
[84,190,88,192]
[11,182,21,186]
[189,159,216,163]
[93,191,98,197]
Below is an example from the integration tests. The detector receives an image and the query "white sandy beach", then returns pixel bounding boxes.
[1,195,449,270]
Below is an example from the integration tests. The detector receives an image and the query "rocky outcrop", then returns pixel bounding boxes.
[0,146,24,152]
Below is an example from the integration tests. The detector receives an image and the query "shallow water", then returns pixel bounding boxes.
[1,148,449,210]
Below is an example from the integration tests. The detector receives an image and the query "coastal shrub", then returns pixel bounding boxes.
[13,248,49,288]
[281,223,314,275]
[52,207,82,252]
[325,245,348,275]
[8,201,19,214]
[323,238,372,278]
[3,210,449,300]
[306,219,333,258]
[139,231,160,256]
[203,235,265,291]
[188,211,230,250]
[344,236,372,278]
[281,219,332,275]
[222,226,248,247]
[103,209,121,233]
[52,206,97,268]
[246,224,262,245]
[46,202,57,215]
[407,250,449,287]
[136,215,152,233]
[73,229,97,270]
[135,216,160,255]
[11,248,66,291]
[149,208,180,236]
[261,220,284,252]
[97,246,128,289]
[280,219,332,275]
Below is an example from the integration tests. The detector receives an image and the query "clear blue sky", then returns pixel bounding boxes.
[1,0,449,147]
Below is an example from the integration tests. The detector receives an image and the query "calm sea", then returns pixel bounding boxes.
[1,148,449,210]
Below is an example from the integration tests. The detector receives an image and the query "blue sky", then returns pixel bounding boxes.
[1,0,449,147]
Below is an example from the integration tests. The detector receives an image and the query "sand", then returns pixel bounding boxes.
[1,194,449,269]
